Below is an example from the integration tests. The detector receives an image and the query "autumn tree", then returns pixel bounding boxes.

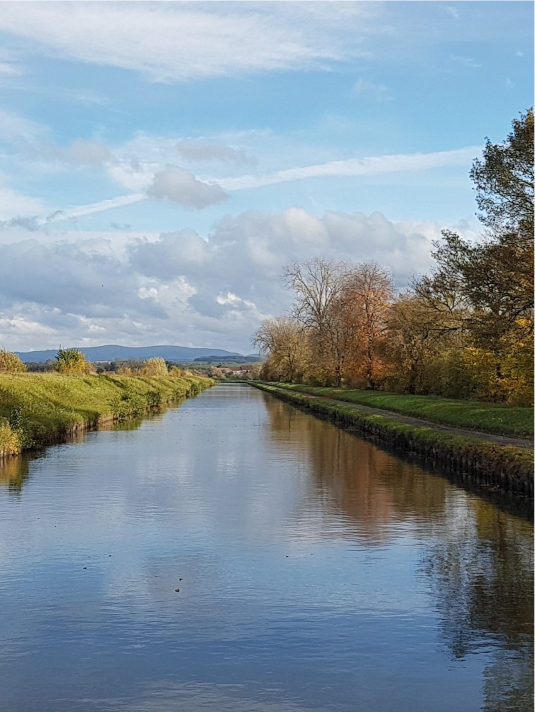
[254,317,310,383]
[413,109,533,402]
[140,357,168,376]
[284,257,348,383]
[386,291,473,396]
[0,349,27,373]
[340,263,394,389]
[55,348,92,374]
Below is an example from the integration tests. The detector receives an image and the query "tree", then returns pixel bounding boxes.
[386,293,446,394]
[417,111,533,346]
[0,349,27,373]
[140,357,168,376]
[254,317,310,383]
[55,348,91,374]
[284,257,346,332]
[412,110,533,402]
[470,108,533,238]
[340,263,394,389]
[284,257,347,384]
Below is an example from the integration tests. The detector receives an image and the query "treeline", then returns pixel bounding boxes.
[0,348,196,378]
[255,110,533,406]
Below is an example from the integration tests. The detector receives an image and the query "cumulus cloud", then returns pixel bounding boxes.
[147,168,228,209]
[0,207,444,352]
[128,230,210,280]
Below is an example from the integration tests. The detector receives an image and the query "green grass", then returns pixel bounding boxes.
[0,372,214,454]
[265,383,533,438]
[253,382,533,496]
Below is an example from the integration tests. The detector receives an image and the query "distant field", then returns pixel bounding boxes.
[0,372,214,455]
[271,384,534,438]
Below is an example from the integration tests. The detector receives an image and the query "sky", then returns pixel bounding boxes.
[0,1,532,354]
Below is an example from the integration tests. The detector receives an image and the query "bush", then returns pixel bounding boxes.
[139,357,168,377]
[0,418,21,455]
[0,350,27,373]
[55,348,91,374]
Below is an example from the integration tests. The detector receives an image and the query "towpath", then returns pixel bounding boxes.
[273,388,533,450]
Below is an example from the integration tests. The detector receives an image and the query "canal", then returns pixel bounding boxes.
[0,383,532,711]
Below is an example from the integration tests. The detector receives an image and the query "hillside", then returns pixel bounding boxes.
[16,344,247,364]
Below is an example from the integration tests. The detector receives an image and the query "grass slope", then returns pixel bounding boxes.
[270,384,533,438]
[0,372,213,455]
[255,383,533,497]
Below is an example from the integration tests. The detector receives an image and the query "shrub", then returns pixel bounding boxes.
[0,350,27,373]
[140,357,168,377]
[55,348,91,374]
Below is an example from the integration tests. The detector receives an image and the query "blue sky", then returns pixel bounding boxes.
[0,1,532,353]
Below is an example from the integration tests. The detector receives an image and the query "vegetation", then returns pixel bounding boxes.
[0,371,214,457]
[269,383,533,438]
[255,110,534,406]
[0,350,26,373]
[55,347,92,374]
[254,383,533,497]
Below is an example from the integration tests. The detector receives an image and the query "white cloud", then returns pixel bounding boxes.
[44,194,146,224]
[147,167,228,209]
[0,109,44,141]
[26,138,112,167]
[0,206,445,352]
[0,3,376,82]
[0,184,46,221]
[220,146,480,191]
[60,139,111,165]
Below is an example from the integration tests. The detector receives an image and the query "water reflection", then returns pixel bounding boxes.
[0,384,531,712]
[0,454,30,493]
[262,393,534,712]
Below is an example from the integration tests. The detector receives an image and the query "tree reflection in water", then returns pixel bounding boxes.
[0,455,30,494]
[263,394,533,712]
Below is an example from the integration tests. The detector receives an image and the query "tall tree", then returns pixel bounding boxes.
[284,257,347,384]
[415,109,534,351]
[341,262,393,389]
[254,317,309,383]
[470,108,533,238]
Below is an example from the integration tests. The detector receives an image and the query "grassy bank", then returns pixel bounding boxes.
[269,383,533,438]
[0,372,214,457]
[253,383,533,498]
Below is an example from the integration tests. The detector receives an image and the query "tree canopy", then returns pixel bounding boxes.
[55,348,91,374]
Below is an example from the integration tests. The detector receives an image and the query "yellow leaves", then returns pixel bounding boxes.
[0,350,27,373]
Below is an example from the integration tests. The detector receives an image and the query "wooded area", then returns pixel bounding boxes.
[255,110,534,406]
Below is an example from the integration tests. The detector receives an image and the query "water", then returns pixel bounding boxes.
[0,383,532,712]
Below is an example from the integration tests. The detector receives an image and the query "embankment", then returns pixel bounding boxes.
[252,382,534,498]
[0,372,214,457]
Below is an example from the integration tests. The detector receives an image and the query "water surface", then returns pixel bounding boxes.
[0,384,532,711]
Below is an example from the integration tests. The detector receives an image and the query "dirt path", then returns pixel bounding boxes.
[288,391,533,450]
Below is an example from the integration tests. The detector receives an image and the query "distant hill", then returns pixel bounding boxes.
[193,354,261,364]
[15,344,248,364]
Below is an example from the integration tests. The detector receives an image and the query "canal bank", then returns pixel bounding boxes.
[251,382,534,498]
[0,372,214,458]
